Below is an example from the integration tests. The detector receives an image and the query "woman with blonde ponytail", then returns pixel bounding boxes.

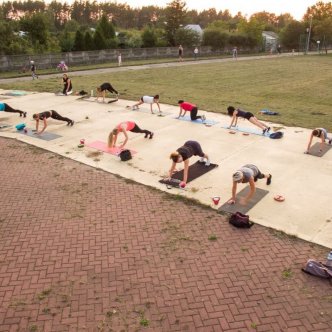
[168,140,210,186]
[108,121,153,149]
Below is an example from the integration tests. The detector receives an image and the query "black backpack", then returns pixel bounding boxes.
[269,131,284,139]
[119,149,132,161]
[229,212,253,228]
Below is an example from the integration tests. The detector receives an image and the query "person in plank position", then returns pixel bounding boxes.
[32,110,74,134]
[227,106,270,135]
[0,102,26,117]
[108,121,153,149]
[228,164,272,205]
[168,140,210,187]
[305,128,332,154]
[96,82,119,103]
[177,100,206,122]
[132,95,161,114]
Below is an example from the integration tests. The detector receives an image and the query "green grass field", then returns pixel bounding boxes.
[1,55,332,130]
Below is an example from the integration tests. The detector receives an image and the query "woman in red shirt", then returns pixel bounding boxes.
[108,121,153,149]
[177,100,206,122]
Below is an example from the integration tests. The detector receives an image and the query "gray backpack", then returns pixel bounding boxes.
[302,259,332,279]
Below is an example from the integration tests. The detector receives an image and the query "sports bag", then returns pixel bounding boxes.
[119,149,132,161]
[302,259,332,279]
[229,212,253,228]
[15,123,26,131]
[269,131,283,139]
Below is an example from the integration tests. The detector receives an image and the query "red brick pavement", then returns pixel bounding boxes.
[0,137,331,332]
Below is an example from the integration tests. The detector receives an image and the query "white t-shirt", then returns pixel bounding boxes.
[142,96,154,104]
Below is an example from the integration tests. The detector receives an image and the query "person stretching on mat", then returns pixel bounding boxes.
[108,121,154,149]
[32,110,74,134]
[168,141,210,187]
[62,74,73,95]
[227,106,270,135]
[0,102,26,117]
[96,82,119,103]
[132,95,161,114]
[177,100,206,122]
[227,164,272,205]
[305,128,332,154]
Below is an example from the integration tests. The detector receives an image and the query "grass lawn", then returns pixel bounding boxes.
[1,54,331,130]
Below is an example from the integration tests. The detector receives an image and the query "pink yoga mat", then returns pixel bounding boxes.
[86,140,137,155]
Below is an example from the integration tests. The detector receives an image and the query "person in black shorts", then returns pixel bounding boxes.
[0,102,26,117]
[32,110,74,134]
[96,82,119,103]
[168,140,210,186]
[227,106,270,134]
[62,74,73,95]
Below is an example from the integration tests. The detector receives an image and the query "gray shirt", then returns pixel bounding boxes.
[240,164,259,183]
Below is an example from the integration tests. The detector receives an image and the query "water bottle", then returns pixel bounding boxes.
[327,251,332,260]
[91,89,94,97]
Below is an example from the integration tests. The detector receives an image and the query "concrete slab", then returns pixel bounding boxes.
[1,89,331,248]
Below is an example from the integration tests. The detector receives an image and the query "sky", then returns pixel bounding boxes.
[120,0,322,20]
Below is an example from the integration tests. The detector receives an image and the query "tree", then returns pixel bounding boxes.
[59,30,74,52]
[97,14,115,40]
[93,29,107,50]
[141,27,157,47]
[174,28,200,47]
[84,30,94,50]
[237,18,264,48]
[73,30,84,51]
[165,0,187,46]
[280,20,305,50]
[20,13,49,48]
[203,29,228,50]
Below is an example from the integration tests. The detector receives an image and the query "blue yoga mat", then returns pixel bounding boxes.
[19,128,62,141]
[221,125,270,137]
[175,116,219,126]
[3,90,28,96]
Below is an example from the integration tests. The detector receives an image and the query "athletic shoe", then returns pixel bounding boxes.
[262,128,267,135]
[267,127,271,132]
[199,157,205,163]
[144,133,148,138]
[266,174,272,185]
[202,115,206,121]
[23,112,27,118]
[205,160,211,166]
[68,120,74,126]
[149,133,154,139]
[329,139,332,145]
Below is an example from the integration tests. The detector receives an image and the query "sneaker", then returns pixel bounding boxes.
[23,112,27,118]
[329,139,332,145]
[266,174,272,185]
[205,160,211,166]
[149,133,154,139]
[267,127,271,132]
[262,128,267,135]
[69,120,74,126]
[144,133,148,138]
[199,157,205,163]
[201,115,206,122]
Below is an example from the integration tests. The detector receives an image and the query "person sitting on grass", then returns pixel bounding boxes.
[62,74,73,95]
[0,102,26,117]
[132,95,161,114]
[96,82,119,103]
[227,164,272,206]
[305,128,332,154]
[177,100,206,122]
[108,121,154,149]
[227,106,270,135]
[168,140,210,187]
[32,110,74,135]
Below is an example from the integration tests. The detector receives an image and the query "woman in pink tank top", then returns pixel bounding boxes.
[108,121,154,149]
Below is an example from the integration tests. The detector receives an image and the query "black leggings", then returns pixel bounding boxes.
[105,86,118,94]
[4,103,23,115]
[51,110,72,123]
[130,124,151,136]
[190,107,202,121]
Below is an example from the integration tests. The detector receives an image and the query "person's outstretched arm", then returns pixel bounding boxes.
[156,102,161,113]
[169,161,177,179]
[119,127,128,148]
[229,112,237,128]
[182,159,190,184]
[320,132,325,151]
[228,181,238,204]
[35,119,39,132]
[177,106,183,118]
[306,133,314,153]
[37,118,47,134]
[243,177,256,204]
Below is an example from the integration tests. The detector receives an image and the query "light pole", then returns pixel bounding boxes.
[317,40,320,54]
[305,15,313,54]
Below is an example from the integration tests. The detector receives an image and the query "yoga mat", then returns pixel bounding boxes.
[0,123,11,129]
[130,108,170,116]
[86,140,137,156]
[19,128,62,141]
[2,90,27,96]
[159,161,218,187]
[219,187,269,214]
[175,116,219,126]
[221,125,270,136]
[307,142,332,157]
[80,97,118,103]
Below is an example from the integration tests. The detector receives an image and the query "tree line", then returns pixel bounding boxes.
[0,0,331,55]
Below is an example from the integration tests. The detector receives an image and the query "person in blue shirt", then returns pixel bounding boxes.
[0,102,26,117]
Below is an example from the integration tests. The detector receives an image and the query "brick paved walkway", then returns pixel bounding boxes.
[0,137,331,332]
